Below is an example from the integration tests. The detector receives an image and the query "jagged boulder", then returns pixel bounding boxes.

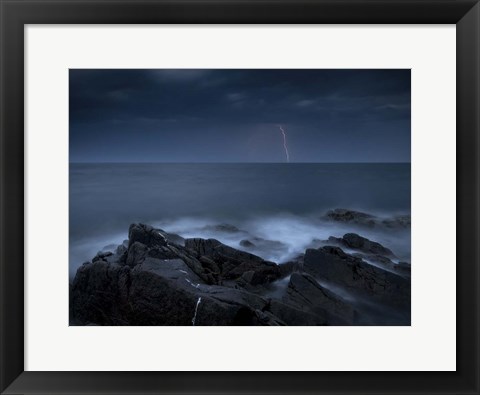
[71,260,132,325]
[328,233,395,257]
[304,246,410,309]
[126,241,148,267]
[71,256,327,326]
[158,230,186,246]
[351,253,411,279]
[128,223,167,248]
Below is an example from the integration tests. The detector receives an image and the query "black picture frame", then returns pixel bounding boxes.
[1,1,479,394]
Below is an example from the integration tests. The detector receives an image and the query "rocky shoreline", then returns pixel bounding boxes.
[70,209,411,326]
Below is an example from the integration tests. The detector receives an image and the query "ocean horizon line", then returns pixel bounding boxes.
[70,161,411,165]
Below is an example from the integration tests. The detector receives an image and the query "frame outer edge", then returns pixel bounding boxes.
[457,2,480,394]
[0,1,25,394]
[0,0,479,394]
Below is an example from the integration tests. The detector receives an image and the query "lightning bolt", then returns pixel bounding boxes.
[278,125,290,163]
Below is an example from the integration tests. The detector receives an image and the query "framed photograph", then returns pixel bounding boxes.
[1,0,479,394]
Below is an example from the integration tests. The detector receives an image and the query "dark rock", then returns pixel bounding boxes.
[285,273,357,325]
[355,253,394,266]
[185,238,221,256]
[126,241,148,267]
[70,224,332,326]
[71,222,410,326]
[304,246,410,309]
[198,255,221,274]
[148,245,180,260]
[185,238,281,285]
[236,268,277,287]
[352,252,396,271]
[351,253,411,280]
[128,223,167,248]
[328,233,395,257]
[325,208,377,227]
[240,270,256,283]
[165,243,218,285]
[393,262,411,277]
[156,229,185,246]
[325,209,410,230]
[278,262,296,278]
[92,251,113,263]
[71,260,132,325]
[343,233,394,256]
[71,256,293,326]
[278,256,303,277]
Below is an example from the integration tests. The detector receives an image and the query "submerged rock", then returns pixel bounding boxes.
[201,223,243,233]
[239,237,286,250]
[240,239,255,247]
[324,208,377,227]
[382,215,411,229]
[325,208,411,230]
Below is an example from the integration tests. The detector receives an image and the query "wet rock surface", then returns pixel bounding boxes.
[303,246,410,309]
[328,233,395,257]
[71,218,411,326]
[285,273,357,325]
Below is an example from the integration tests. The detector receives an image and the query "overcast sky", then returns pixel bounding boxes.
[69,69,410,163]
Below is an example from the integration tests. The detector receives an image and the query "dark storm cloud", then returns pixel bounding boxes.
[69,69,410,162]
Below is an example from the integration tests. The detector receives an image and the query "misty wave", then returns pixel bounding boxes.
[157,213,410,262]
[154,214,343,263]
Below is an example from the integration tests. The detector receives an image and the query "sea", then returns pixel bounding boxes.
[69,163,411,279]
